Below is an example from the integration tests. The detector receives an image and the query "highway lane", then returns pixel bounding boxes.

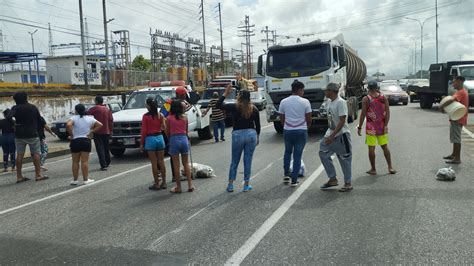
[1,104,474,264]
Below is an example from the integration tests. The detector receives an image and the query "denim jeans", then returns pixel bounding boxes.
[229,129,257,181]
[283,129,307,183]
[213,120,226,141]
[319,133,352,183]
[1,133,16,169]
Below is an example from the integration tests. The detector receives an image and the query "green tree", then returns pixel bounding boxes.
[131,55,152,71]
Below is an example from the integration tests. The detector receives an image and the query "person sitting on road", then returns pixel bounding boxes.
[0,109,16,173]
[66,104,103,186]
[278,80,312,187]
[357,80,396,175]
[440,76,469,164]
[218,84,260,192]
[140,97,167,191]
[319,83,353,192]
[202,92,226,142]
[165,100,194,193]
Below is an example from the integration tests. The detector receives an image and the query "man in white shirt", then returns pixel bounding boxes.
[319,83,353,192]
[278,80,312,187]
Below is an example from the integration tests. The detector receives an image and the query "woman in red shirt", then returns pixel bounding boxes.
[140,98,167,190]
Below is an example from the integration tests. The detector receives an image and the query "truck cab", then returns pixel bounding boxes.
[450,64,474,106]
[109,80,211,157]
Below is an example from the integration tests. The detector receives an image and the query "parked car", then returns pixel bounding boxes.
[198,86,237,126]
[380,84,409,105]
[251,88,267,111]
[398,79,409,91]
[51,102,122,140]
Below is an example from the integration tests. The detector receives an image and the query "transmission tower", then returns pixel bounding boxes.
[112,30,131,69]
[261,26,273,51]
[48,23,54,56]
[238,15,255,78]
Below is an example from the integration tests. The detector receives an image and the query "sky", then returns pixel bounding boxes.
[0,0,473,77]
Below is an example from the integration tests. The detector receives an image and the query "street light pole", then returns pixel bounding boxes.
[435,0,439,63]
[102,0,115,90]
[79,0,90,90]
[28,30,38,53]
[405,15,436,79]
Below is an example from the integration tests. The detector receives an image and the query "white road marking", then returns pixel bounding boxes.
[186,200,218,221]
[225,163,326,265]
[0,155,77,176]
[0,159,171,216]
[261,124,273,130]
[462,126,474,139]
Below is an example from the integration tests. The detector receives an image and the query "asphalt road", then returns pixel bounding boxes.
[1,103,473,265]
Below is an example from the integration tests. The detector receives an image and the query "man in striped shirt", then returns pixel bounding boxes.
[203,92,226,142]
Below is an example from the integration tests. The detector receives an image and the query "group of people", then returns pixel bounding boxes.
[0,92,114,185]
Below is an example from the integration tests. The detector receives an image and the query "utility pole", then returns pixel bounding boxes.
[238,15,255,78]
[199,0,208,84]
[84,17,91,54]
[261,26,272,51]
[28,29,38,53]
[0,29,3,52]
[435,0,439,63]
[102,0,111,90]
[48,23,54,56]
[218,3,225,74]
[79,0,89,89]
[271,30,278,45]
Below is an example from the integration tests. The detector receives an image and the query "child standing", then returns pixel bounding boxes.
[38,116,57,171]
[0,109,16,172]
[166,100,194,193]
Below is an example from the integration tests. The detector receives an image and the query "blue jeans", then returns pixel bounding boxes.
[213,120,225,141]
[319,133,352,183]
[229,129,257,181]
[283,129,307,183]
[1,133,16,169]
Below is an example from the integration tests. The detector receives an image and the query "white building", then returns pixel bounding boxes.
[45,55,102,85]
[0,70,48,83]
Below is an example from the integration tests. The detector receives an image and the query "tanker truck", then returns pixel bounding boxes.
[257,34,367,133]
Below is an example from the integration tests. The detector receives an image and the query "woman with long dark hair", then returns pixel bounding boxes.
[165,100,194,193]
[0,109,16,172]
[140,97,167,190]
[66,104,103,185]
[217,84,260,192]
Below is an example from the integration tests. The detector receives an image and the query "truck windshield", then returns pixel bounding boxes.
[460,66,474,79]
[202,88,236,100]
[266,44,330,78]
[124,91,175,109]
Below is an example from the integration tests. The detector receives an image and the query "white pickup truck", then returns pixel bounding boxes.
[109,81,212,156]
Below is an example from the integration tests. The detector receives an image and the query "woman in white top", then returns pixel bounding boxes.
[66,104,103,185]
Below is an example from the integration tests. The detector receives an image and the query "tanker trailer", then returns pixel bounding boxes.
[257,34,367,133]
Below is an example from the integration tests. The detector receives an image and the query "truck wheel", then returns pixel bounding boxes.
[198,126,213,140]
[420,95,434,109]
[273,121,283,134]
[110,148,126,157]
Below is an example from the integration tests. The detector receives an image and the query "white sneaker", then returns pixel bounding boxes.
[84,179,95,185]
[70,180,79,186]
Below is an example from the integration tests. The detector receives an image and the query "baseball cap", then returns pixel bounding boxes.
[325,82,340,91]
[367,80,378,89]
[175,86,187,96]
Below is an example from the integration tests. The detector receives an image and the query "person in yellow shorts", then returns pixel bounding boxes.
[357,81,396,175]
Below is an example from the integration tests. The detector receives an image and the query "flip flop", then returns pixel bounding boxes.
[366,170,377,176]
[148,184,161,191]
[389,169,397,175]
[445,160,461,164]
[320,182,338,189]
[188,187,195,192]
[338,186,353,192]
[16,177,31,184]
[443,155,454,160]
[170,187,182,194]
[35,176,49,182]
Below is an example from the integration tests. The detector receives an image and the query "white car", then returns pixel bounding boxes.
[109,81,211,156]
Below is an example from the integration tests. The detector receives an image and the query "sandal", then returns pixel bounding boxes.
[443,155,454,160]
[446,160,461,164]
[35,176,49,182]
[170,187,182,194]
[338,185,353,192]
[148,184,161,191]
[188,187,195,192]
[160,182,167,190]
[366,170,377,176]
[389,169,397,175]
[16,177,31,184]
[320,181,338,189]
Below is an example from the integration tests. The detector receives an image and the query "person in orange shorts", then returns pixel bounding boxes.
[357,80,396,175]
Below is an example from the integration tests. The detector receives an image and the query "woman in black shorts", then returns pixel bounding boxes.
[66,104,103,185]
